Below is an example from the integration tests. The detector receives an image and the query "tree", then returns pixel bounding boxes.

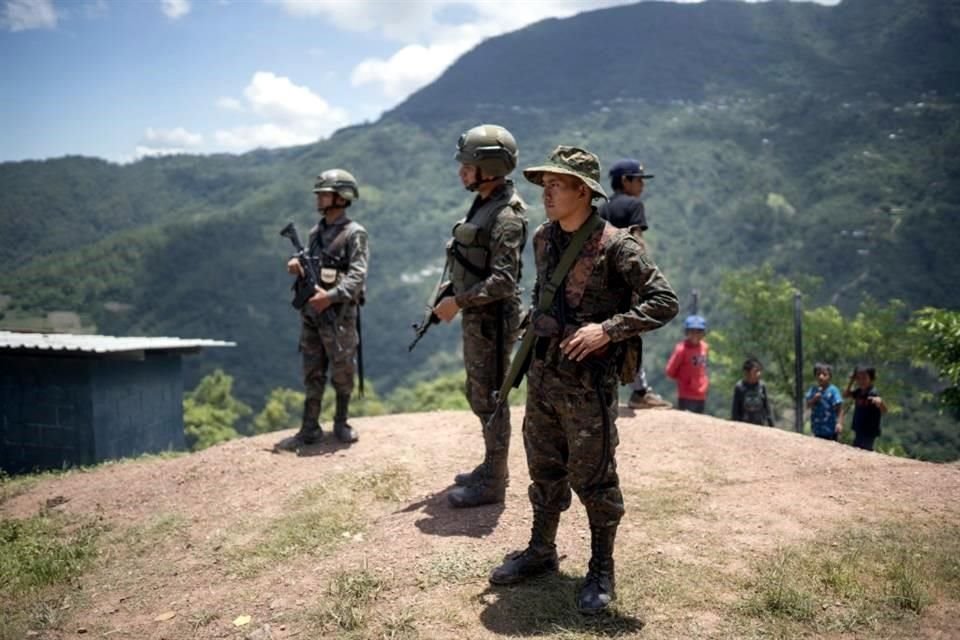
[710,265,914,421]
[183,369,252,451]
[911,307,960,412]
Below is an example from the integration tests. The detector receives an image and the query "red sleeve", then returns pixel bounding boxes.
[665,343,683,380]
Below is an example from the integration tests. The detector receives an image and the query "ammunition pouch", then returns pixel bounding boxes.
[618,336,643,386]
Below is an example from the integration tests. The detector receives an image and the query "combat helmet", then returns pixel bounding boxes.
[313,169,359,202]
[455,124,518,177]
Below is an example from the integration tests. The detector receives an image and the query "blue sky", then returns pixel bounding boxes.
[0,0,840,164]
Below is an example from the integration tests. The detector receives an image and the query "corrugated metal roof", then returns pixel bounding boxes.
[0,331,236,354]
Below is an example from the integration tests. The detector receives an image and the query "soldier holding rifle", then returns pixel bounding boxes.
[277,169,369,449]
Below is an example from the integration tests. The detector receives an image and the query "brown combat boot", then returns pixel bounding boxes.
[628,389,672,410]
[489,509,560,585]
[576,523,617,614]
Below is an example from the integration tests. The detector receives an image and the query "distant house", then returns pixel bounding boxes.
[0,331,235,475]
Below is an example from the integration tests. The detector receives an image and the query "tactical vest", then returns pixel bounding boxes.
[449,185,526,294]
[308,220,360,291]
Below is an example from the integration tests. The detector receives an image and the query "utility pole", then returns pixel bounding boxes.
[691,289,700,315]
[794,290,804,433]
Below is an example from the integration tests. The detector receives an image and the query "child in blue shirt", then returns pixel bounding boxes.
[805,362,844,441]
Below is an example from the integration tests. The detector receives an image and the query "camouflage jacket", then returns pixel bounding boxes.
[530,212,678,343]
[449,181,527,310]
[307,215,369,306]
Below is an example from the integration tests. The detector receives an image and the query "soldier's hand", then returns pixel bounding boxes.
[308,287,332,312]
[287,258,304,277]
[434,296,460,323]
[561,323,611,362]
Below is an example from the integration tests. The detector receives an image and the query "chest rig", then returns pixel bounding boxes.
[449,185,526,294]
[308,220,357,289]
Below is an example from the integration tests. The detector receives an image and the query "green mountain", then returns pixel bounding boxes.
[2,0,959,413]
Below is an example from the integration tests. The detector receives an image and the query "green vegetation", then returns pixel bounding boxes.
[182,368,251,451]
[911,307,960,412]
[2,0,959,463]
[0,513,102,640]
[739,524,960,636]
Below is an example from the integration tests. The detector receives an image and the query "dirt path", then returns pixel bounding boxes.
[3,408,959,640]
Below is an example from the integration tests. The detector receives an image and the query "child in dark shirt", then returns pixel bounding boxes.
[843,365,888,451]
[732,358,774,426]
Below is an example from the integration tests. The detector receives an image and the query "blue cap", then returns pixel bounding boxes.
[684,315,707,331]
[609,158,654,179]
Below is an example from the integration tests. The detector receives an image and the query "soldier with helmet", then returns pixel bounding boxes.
[277,169,369,449]
[434,124,528,508]
[488,146,677,614]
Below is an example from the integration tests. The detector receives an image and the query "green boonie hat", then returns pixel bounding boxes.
[523,145,607,200]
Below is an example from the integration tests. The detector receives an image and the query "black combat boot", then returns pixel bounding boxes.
[448,452,507,508]
[332,393,358,443]
[489,509,560,585]
[454,461,486,487]
[275,399,323,451]
[576,523,618,615]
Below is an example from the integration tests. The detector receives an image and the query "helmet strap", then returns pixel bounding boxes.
[465,167,499,192]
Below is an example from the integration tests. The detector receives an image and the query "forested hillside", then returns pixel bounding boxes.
[2,0,958,456]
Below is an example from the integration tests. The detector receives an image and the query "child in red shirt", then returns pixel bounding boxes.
[666,315,709,413]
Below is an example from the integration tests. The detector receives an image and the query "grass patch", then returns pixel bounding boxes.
[306,566,385,634]
[0,513,102,640]
[416,548,491,588]
[737,523,960,636]
[354,465,413,502]
[115,513,188,554]
[226,480,365,577]
[0,513,101,594]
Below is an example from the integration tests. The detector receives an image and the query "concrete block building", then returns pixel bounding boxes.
[0,332,234,475]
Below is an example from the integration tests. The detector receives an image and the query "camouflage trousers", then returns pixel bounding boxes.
[462,304,519,458]
[523,349,625,526]
[300,305,358,402]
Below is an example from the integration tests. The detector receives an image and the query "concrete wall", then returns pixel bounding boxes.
[0,352,186,475]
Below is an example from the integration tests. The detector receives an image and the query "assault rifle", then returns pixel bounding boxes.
[280,222,322,310]
[408,270,454,352]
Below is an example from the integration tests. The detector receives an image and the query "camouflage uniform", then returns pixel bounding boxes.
[489,145,678,615]
[448,180,527,505]
[524,218,677,522]
[300,215,368,432]
[278,169,368,450]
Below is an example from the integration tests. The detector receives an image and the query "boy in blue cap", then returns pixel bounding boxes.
[600,158,671,409]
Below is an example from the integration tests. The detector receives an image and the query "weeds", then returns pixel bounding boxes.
[737,524,960,636]
[308,566,384,633]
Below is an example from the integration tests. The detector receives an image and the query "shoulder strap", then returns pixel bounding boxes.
[324,221,357,256]
[499,214,604,400]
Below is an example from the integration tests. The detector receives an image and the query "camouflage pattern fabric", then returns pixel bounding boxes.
[299,216,368,412]
[452,183,526,465]
[523,214,678,524]
[462,304,521,456]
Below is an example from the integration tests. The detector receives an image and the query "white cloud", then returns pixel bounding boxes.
[135,126,203,158]
[276,0,842,102]
[1,0,58,31]
[213,71,349,151]
[161,0,190,20]
[216,96,244,111]
[145,126,204,147]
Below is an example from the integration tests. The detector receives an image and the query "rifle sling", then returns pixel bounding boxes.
[497,213,604,400]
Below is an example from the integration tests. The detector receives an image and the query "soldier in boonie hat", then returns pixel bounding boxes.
[491,143,679,616]
[523,145,608,202]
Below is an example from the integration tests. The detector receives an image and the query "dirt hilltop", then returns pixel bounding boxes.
[3,408,959,640]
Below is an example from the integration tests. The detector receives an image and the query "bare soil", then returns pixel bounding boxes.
[3,408,959,640]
